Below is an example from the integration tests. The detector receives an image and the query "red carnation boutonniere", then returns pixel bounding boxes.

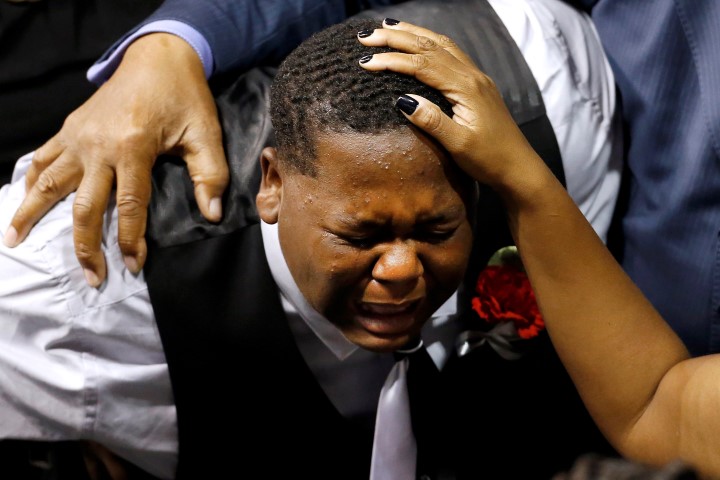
[458,246,544,360]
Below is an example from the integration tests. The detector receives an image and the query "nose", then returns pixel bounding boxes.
[371,241,424,285]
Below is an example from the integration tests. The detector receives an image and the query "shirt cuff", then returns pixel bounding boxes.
[86,20,214,85]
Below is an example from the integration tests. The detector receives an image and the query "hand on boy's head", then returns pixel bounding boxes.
[358,19,542,189]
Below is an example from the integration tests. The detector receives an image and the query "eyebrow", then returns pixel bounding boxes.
[334,206,465,230]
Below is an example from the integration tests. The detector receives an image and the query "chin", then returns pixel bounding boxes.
[343,329,415,353]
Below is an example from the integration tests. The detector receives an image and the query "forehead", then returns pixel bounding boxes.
[317,128,441,172]
[314,128,455,183]
[282,128,472,221]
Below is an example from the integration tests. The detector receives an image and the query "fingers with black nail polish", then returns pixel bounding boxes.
[359,54,373,64]
[396,95,419,115]
[384,18,400,26]
[358,29,373,38]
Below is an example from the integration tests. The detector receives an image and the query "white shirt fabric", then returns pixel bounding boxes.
[0,154,177,479]
[493,0,621,240]
[0,0,621,477]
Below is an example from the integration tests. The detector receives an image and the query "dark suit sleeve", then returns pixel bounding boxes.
[96,0,407,75]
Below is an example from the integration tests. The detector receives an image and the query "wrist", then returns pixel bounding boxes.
[121,33,205,79]
[490,147,561,215]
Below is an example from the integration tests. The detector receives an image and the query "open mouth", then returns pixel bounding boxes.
[354,299,422,336]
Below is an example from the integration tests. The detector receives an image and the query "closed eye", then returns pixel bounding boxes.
[339,233,384,248]
[335,227,457,247]
[414,228,457,244]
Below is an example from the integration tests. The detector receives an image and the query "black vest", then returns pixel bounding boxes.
[145,1,614,478]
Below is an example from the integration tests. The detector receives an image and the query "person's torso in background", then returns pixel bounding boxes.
[0,0,163,185]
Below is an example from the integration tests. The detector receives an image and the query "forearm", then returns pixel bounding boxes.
[495,151,689,456]
[152,0,349,74]
[96,0,408,78]
[357,20,702,471]
[631,355,720,477]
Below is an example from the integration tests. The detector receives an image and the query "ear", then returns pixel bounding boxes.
[256,147,283,224]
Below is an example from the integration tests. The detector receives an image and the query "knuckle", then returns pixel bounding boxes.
[191,169,229,187]
[35,172,61,197]
[73,241,96,264]
[420,107,443,133]
[119,125,151,147]
[61,109,82,131]
[477,72,497,89]
[76,125,150,158]
[411,54,431,72]
[72,196,97,226]
[116,193,147,219]
[117,235,140,255]
[59,112,95,146]
[31,149,53,169]
[92,128,146,157]
[186,118,223,147]
[437,34,457,49]
[416,35,438,51]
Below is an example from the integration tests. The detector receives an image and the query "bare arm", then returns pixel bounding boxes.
[360,20,720,478]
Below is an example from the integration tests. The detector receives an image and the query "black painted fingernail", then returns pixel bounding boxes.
[358,29,373,38]
[384,18,400,26]
[359,54,373,64]
[396,95,418,115]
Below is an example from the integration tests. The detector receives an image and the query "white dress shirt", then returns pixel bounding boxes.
[0,0,621,477]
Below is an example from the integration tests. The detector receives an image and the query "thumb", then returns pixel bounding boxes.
[183,127,230,223]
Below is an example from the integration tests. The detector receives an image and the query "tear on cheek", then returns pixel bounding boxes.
[325,258,357,280]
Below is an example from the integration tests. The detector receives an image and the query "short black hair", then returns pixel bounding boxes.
[270,18,453,175]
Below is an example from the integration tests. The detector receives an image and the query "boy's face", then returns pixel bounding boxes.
[258,128,474,352]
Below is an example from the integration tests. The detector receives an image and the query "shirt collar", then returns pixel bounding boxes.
[261,221,358,360]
